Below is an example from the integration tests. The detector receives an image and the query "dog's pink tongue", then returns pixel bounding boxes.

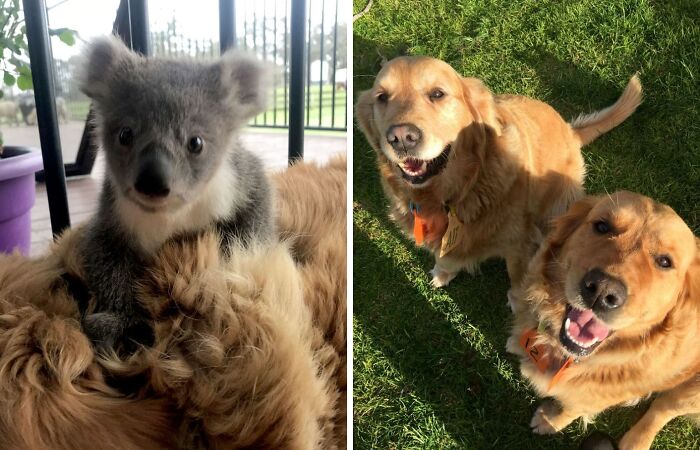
[567,308,610,342]
[403,158,423,173]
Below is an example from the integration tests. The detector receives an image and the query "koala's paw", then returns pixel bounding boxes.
[82,312,123,352]
[82,313,153,355]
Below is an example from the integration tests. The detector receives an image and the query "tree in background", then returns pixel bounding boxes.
[0,0,75,146]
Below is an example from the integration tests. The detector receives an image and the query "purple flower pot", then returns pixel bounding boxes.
[0,146,44,256]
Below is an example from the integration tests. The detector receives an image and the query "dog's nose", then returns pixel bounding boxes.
[580,269,627,310]
[134,159,171,198]
[385,123,422,152]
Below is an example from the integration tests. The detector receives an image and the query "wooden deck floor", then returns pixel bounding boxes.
[29,131,346,256]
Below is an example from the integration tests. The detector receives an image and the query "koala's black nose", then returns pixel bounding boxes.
[134,159,171,198]
[386,123,422,152]
[580,269,627,311]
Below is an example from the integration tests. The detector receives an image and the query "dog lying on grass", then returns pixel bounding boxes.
[0,156,346,449]
[356,56,641,289]
[507,191,700,450]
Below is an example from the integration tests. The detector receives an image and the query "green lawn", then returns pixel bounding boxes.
[66,100,90,120]
[352,0,700,448]
[252,85,347,129]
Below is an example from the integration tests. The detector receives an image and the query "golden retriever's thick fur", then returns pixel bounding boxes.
[507,192,700,450]
[356,56,641,288]
[0,156,347,449]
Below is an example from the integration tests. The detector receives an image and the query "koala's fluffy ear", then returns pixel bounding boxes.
[78,35,136,100]
[217,50,272,119]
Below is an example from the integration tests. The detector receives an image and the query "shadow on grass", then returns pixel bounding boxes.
[353,149,671,448]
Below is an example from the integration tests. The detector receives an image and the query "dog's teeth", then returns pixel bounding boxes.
[564,317,599,350]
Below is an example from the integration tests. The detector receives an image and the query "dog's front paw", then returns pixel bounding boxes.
[618,430,653,450]
[429,266,457,288]
[505,335,519,355]
[530,399,565,435]
[506,289,517,312]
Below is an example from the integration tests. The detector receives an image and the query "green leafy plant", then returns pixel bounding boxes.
[1,0,76,152]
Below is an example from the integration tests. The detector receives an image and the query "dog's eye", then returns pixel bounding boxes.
[118,127,134,146]
[187,136,204,154]
[376,92,388,103]
[429,89,445,100]
[655,255,673,269]
[593,220,611,234]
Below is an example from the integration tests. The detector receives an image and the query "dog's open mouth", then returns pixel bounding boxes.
[397,144,451,185]
[559,304,610,356]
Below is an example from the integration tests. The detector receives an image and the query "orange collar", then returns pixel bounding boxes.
[519,327,574,392]
[409,201,427,245]
[410,201,453,246]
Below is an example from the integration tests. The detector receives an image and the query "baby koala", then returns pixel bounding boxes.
[77,36,274,353]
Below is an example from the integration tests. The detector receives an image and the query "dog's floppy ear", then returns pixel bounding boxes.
[547,196,599,249]
[681,238,700,304]
[462,77,502,137]
[531,196,598,283]
[217,50,272,119]
[79,35,137,100]
[355,89,382,150]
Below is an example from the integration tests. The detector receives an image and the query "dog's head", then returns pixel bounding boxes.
[537,191,699,357]
[356,56,501,187]
[79,36,270,213]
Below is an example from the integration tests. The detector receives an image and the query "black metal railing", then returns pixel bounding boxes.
[148,0,346,132]
[241,0,346,131]
[38,0,150,183]
[23,0,70,235]
[22,0,322,236]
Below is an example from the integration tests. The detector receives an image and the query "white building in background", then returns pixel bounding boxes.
[310,60,329,83]
[310,60,347,84]
[335,68,347,84]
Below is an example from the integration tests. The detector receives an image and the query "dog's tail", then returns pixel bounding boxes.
[570,75,642,146]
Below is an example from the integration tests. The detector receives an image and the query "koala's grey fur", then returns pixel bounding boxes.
[77,36,275,353]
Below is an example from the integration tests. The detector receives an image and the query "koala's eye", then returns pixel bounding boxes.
[118,127,134,146]
[593,220,611,235]
[187,136,204,154]
[655,255,673,269]
[429,89,445,100]
[376,92,388,103]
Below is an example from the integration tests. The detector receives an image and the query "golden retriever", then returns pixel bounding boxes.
[507,191,700,449]
[356,56,641,289]
[0,156,347,449]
